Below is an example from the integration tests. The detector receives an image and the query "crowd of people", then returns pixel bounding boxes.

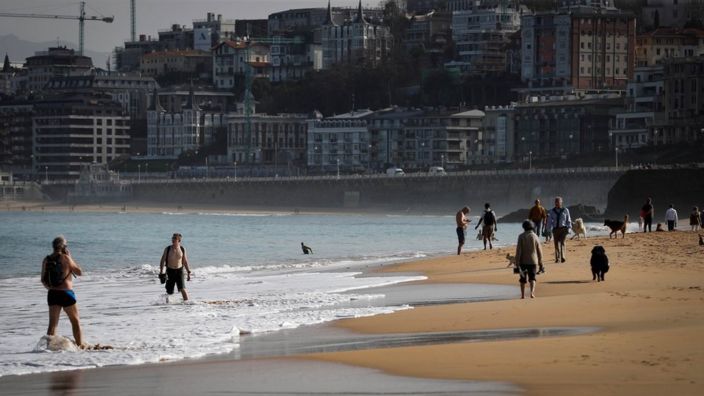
[455,196,704,299]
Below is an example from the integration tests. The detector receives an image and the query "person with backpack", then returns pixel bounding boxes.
[546,196,572,263]
[159,233,192,301]
[475,203,498,250]
[41,235,85,348]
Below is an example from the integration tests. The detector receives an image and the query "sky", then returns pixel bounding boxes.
[0,0,378,54]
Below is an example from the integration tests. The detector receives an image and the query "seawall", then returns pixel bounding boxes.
[604,168,704,219]
[40,168,622,215]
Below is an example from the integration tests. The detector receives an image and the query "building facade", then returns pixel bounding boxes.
[521,1,636,95]
[452,1,523,75]
[25,47,93,92]
[482,105,516,163]
[321,1,393,69]
[513,94,621,161]
[307,109,373,173]
[609,65,664,150]
[212,41,270,90]
[227,113,309,174]
[140,50,212,80]
[635,28,704,67]
[32,94,130,180]
[147,89,204,158]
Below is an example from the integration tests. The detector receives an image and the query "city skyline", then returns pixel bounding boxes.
[0,0,376,56]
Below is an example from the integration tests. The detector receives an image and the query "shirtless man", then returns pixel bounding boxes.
[159,233,192,301]
[41,235,85,348]
[456,206,471,255]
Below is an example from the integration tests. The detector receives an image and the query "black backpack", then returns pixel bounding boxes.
[483,210,496,226]
[42,254,68,287]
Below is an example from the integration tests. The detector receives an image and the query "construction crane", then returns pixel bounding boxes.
[0,1,114,56]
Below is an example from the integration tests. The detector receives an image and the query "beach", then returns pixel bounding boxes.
[312,230,704,395]
[0,205,702,395]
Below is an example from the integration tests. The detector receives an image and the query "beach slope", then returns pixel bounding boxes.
[311,231,704,395]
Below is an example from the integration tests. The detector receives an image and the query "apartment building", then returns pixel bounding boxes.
[32,94,130,180]
[636,28,704,67]
[521,1,636,95]
[307,109,373,173]
[452,0,523,75]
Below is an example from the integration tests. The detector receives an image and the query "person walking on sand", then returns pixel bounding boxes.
[515,220,544,299]
[456,206,471,255]
[665,204,679,231]
[528,199,547,237]
[301,242,313,254]
[41,235,85,348]
[546,196,572,263]
[691,207,702,231]
[475,203,498,250]
[641,197,654,232]
[159,233,192,301]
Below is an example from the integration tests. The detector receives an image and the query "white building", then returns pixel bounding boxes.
[451,0,523,74]
[212,40,270,90]
[147,89,204,158]
[307,109,374,172]
[269,38,322,82]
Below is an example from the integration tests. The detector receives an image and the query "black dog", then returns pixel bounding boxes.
[604,215,629,239]
[590,245,609,282]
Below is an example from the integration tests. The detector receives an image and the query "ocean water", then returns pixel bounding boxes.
[0,210,613,377]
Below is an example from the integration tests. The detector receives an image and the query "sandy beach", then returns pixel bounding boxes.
[1,204,702,395]
[311,230,704,395]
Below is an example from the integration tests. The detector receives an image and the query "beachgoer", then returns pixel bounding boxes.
[641,198,654,232]
[655,222,665,232]
[515,220,544,299]
[638,209,645,232]
[475,203,498,250]
[665,204,678,231]
[301,242,313,254]
[528,199,547,238]
[456,206,471,255]
[159,233,192,301]
[546,196,572,263]
[690,207,701,231]
[41,235,85,348]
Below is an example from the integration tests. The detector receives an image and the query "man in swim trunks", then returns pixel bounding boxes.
[159,233,192,301]
[456,206,471,255]
[41,235,85,348]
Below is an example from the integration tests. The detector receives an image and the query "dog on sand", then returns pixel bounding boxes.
[506,253,516,268]
[570,218,587,240]
[699,234,704,246]
[604,215,629,239]
[590,245,609,281]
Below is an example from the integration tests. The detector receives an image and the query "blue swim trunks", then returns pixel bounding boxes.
[47,289,77,307]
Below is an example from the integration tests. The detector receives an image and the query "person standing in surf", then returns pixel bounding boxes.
[159,233,192,301]
[41,235,85,348]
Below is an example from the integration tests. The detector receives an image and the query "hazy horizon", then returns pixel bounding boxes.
[0,0,378,59]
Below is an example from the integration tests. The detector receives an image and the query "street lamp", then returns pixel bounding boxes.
[615,147,619,168]
[441,154,445,169]
[138,164,141,182]
[529,151,532,171]
[234,161,237,181]
[44,166,48,183]
[367,144,372,174]
[145,163,149,180]
[336,158,340,180]
[205,157,209,179]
